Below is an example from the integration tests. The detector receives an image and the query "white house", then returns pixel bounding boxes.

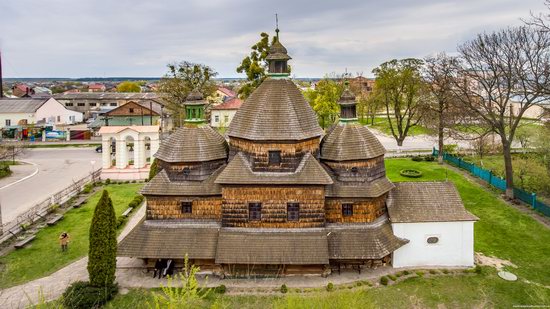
[210,97,242,128]
[0,98,83,129]
[387,182,478,268]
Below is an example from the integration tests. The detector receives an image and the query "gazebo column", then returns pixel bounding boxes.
[150,137,160,162]
[101,137,112,169]
[134,138,145,168]
[116,138,127,169]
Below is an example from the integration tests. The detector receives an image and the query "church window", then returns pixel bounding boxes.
[268,150,281,165]
[181,201,192,214]
[287,203,300,221]
[249,203,262,221]
[342,203,353,217]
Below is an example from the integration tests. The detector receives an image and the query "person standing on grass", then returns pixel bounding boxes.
[59,232,70,252]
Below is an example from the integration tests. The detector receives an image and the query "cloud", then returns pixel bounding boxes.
[0,0,546,77]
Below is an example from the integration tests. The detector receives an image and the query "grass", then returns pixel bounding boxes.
[359,116,432,136]
[0,183,143,288]
[102,158,550,308]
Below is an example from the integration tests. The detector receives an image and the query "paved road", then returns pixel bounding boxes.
[0,148,101,224]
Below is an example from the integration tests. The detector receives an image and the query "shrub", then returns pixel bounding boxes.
[411,156,424,162]
[62,281,118,309]
[280,284,288,294]
[149,158,160,180]
[395,272,403,277]
[215,285,226,294]
[116,216,126,229]
[105,178,111,185]
[131,180,136,183]
[400,169,423,178]
[380,276,388,285]
[424,155,435,162]
[403,270,410,275]
[388,275,397,281]
[443,144,458,154]
[49,204,60,212]
[416,271,424,277]
[88,190,117,287]
[326,282,334,291]
[442,269,449,274]
[20,223,30,231]
[81,183,94,194]
[429,269,437,275]
[124,180,130,184]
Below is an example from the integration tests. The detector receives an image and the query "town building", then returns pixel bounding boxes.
[0,98,83,129]
[210,97,242,128]
[34,92,163,119]
[118,31,477,277]
[88,101,161,130]
[88,83,106,92]
[211,86,237,103]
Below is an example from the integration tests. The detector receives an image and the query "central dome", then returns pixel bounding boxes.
[227,78,323,141]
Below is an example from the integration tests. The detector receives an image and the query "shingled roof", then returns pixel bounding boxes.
[215,228,329,265]
[265,40,292,61]
[215,153,333,185]
[141,168,223,196]
[227,78,324,141]
[321,124,385,161]
[117,220,220,259]
[154,126,228,163]
[327,216,409,259]
[325,176,394,198]
[0,98,47,113]
[387,182,479,223]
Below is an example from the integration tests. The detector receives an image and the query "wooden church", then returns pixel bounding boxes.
[118,29,478,277]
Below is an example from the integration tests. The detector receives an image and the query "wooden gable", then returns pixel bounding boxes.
[105,101,159,117]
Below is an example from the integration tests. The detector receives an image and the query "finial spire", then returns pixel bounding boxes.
[275,13,280,40]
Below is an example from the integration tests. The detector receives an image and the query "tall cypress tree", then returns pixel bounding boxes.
[87,190,117,287]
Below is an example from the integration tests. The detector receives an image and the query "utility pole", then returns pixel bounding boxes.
[150,101,153,125]
[0,50,4,98]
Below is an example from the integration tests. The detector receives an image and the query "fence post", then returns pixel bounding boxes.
[488,171,493,186]
[532,192,537,209]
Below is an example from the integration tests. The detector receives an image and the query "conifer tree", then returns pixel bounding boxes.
[87,190,117,287]
[148,158,159,180]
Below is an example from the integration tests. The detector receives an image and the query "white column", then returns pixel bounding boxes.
[134,138,145,168]
[101,138,112,169]
[116,139,127,169]
[150,135,160,161]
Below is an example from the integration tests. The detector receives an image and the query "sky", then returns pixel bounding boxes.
[0,0,547,78]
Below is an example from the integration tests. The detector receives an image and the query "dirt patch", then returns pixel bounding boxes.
[475,252,517,271]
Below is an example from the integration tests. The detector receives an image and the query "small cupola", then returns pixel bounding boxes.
[266,27,291,77]
[338,82,357,123]
[184,89,207,125]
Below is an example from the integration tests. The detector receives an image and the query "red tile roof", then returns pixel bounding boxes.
[217,87,236,97]
[88,83,105,90]
[212,97,242,110]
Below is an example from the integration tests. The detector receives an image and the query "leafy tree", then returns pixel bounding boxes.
[303,78,342,129]
[236,32,271,100]
[148,158,160,180]
[87,190,117,287]
[453,26,550,198]
[372,58,427,146]
[116,81,141,93]
[156,61,218,127]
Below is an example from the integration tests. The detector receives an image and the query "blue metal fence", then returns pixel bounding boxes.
[433,149,550,218]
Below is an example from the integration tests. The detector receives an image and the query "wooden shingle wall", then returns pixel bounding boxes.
[147,196,222,220]
[160,159,226,181]
[324,156,386,182]
[325,195,387,223]
[221,185,326,228]
[229,137,320,172]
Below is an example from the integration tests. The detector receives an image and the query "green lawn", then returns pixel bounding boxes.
[102,159,550,308]
[359,116,432,136]
[0,183,143,288]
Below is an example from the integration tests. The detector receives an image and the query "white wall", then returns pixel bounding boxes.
[392,221,475,268]
[35,98,83,125]
[211,109,237,127]
[0,112,36,128]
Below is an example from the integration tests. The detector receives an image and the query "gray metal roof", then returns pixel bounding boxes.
[0,98,47,113]
[154,126,228,163]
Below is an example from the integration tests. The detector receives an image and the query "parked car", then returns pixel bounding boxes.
[95,142,116,153]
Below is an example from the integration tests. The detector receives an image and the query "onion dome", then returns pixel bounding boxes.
[227,78,323,141]
[154,126,227,163]
[321,125,385,161]
[266,27,291,76]
[184,89,207,124]
[266,40,292,62]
